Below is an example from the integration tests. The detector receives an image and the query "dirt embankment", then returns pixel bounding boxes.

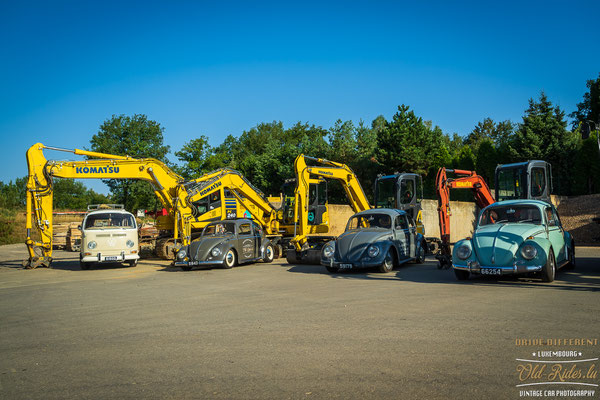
[556,194,600,245]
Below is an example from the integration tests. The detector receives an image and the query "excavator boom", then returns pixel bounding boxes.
[435,168,494,269]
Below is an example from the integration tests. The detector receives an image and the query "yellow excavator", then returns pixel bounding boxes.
[24,143,371,268]
[23,143,282,268]
[284,155,372,264]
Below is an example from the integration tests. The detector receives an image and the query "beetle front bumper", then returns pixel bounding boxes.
[453,261,543,275]
[321,258,384,269]
[174,259,225,267]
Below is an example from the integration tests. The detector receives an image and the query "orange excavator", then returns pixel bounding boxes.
[435,168,495,269]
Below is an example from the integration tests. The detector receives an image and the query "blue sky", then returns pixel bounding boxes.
[1,1,599,193]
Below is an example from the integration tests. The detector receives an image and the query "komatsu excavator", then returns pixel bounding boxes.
[23,143,281,268]
[285,155,371,265]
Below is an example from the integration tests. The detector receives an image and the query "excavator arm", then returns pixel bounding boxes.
[24,143,188,268]
[435,168,494,269]
[183,168,280,235]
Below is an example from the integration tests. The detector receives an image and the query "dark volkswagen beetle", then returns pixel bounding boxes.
[174,219,275,271]
[321,209,426,273]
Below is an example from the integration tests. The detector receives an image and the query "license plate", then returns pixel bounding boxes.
[339,263,353,269]
[481,268,501,275]
[105,256,119,261]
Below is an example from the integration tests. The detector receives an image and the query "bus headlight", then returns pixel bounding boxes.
[87,241,97,250]
[126,240,135,248]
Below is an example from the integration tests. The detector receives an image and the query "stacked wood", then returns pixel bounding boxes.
[53,222,81,250]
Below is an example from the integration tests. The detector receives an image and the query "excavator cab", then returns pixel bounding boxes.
[279,178,328,226]
[374,173,423,220]
[495,160,552,203]
[307,179,327,225]
[374,173,424,236]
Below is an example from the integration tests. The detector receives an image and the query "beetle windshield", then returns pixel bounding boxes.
[479,205,542,226]
[202,222,236,236]
[346,213,392,231]
[84,213,136,229]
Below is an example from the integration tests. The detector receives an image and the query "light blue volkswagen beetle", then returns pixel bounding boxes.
[452,200,575,282]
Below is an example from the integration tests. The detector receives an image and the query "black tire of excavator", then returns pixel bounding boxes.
[156,237,175,260]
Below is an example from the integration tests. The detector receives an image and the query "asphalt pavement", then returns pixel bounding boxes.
[1,244,599,399]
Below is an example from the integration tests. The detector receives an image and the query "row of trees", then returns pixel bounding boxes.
[1,74,599,211]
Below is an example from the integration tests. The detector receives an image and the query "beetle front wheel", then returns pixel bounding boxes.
[541,249,555,282]
[223,249,237,269]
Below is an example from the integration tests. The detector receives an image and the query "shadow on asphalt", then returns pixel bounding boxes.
[286,257,600,292]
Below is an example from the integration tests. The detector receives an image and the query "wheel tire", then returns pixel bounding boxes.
[379,249,395,273]
[263,244,275,263]
[454,269,470,280]
[223,249,237,269]
[565,242,576,270]
[180,265,192,271]
[414,243,426,264]
[276,244,283,259]
[326,265,339,273]
[155,237,175,260]
[541,248,556,282]
[127,259,138,268]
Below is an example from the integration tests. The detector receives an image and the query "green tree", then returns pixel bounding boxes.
[174,135,214,180]
[475,139,498,186]
[571,132,600,194]
[376,105,445,175]
[89,114,170,211]
[453,145,476,171]
[52,179,112,210]
[328,120,357,164]
[466,118,514,149]
[570,73,600,130]
[0,177,27,209]
[508,92,578,195]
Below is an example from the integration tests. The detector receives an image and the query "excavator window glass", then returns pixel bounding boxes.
[192,198,209,215]
[375,178,396,208]
[496,167,527,202]
[400,179,415,205]
[309,181,327,206]
[530,167,546,197]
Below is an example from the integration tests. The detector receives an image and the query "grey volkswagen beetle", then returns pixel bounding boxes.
[321,209,426,273]
[174,219,275,271]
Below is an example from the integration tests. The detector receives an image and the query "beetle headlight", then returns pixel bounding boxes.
[520,244,537,260]
[323,243,335,258]
[87,241,97,250]
[367,245,380,258]
[176,250,187,260]
[126,240,135,248]
[211,247,222,257]
[456,244,471,260]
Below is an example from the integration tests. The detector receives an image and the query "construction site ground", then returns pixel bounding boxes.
[1,244,599,399]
